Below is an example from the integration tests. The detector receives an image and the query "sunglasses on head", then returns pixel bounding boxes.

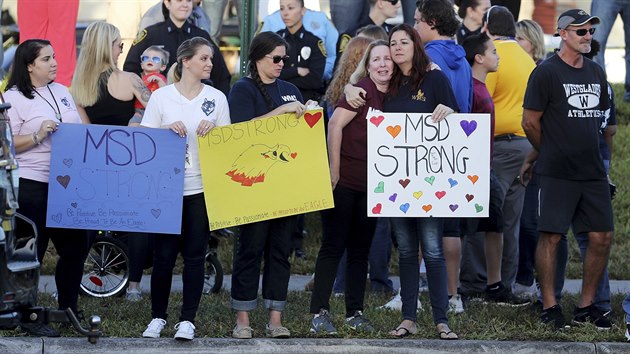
[564,27,596,36]
[141,55,163,64]
[384,0,399,5]
[265,54,290,64]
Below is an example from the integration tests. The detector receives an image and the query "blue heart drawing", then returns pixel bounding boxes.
[448,178,458,188]
[400,203,410,213]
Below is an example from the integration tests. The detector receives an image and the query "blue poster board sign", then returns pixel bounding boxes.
[46,124,186,234]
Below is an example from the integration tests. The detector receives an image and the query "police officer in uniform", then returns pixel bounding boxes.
[276,0,326,103]
[124,0,231,96]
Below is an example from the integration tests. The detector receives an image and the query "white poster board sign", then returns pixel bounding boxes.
[368,112,490,217]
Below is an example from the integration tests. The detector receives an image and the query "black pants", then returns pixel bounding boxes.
[19,178,90,312]
[127,232,152,282]
[150,193,208,323]
[230,216,295,311]
[309,185,377,317]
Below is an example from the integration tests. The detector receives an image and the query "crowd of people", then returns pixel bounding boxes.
[4,0,628,342]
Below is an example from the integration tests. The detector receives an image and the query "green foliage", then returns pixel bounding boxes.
[4,292,626,341]
[612,83,630,125]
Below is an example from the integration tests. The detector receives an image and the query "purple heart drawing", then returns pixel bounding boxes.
[389,193,398,202]
[56,175,71,189]
[51,212,62,223]
[63,158,73,167]
[460,120,477,137]
[449,204,459,212]
[174,167,181,174]
[151,209,161,218]
[71,202,78,208]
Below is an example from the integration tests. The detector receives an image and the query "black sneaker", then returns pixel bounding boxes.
[572,304,612,330]
[20,322,61,337]
[486,284,530,307]
[540,305,569,330]
[345,311,374,333]
[625,323,630,342]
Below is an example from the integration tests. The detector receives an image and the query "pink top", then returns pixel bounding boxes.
[5,83,82,182]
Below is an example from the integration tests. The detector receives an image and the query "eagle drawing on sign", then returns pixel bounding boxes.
[226,143,295,186]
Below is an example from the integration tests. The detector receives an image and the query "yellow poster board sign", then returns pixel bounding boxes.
[198,109,334,230]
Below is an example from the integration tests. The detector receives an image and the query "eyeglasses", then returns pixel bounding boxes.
[141,55,163,64]
[384,0,399,5]
[564,27,596,36]
[265,54,290,64]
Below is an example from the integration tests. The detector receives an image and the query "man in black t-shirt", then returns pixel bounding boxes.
[521,9,613,331]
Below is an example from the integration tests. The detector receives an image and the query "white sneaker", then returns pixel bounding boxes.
[142,318,166,338]
[378,290,422,311]
[448,294,464,314]
[174,320,195,340]
[512,282,537,297]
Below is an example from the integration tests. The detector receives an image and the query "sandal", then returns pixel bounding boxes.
[437,323,458,340]
[389,326,416,338]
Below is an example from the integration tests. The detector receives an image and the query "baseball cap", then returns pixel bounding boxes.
[554,9,600,36]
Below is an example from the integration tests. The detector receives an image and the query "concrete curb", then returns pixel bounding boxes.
[2,337,629,354]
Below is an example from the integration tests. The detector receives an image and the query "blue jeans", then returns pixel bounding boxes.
[591,0,630,94]
[516,173,539,287]
[574,232,611,312]
[391,217,448,325]
[624,293,630,323]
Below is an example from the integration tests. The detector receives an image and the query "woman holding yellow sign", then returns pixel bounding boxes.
[227,31,318,340]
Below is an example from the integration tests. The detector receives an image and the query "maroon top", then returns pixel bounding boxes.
[472,78,495,159]
[335,77,386,191]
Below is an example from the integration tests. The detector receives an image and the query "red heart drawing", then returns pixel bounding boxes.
[290,152,298,159]
[372,203,382,214]
[399,178,411,188]
[369,115,385,127]
[465,194,474,202]
[304,112,322,128]
[435,191,446,199]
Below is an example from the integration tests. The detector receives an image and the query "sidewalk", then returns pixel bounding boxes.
[38,274,630,295]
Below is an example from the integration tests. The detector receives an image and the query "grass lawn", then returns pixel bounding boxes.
[29,84,630,341]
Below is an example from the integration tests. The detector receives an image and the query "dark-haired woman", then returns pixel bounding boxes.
[454,0,491,44]
[227,31,317,339]
[5,39,89,334]
[140,36,230,341]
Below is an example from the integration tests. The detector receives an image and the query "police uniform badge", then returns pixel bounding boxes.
[201,98,215,116]
[133,29,147,46]
[338,33,351,53]
[301,46,312,60]
[317,40,326,57]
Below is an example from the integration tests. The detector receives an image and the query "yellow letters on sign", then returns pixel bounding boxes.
[198,109,334,230]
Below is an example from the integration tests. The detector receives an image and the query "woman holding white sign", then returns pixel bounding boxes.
[140,37,230,341]
[4,39,89,336]
[309,39,394,335]
[227,31,318,340]
[384,24,459,339]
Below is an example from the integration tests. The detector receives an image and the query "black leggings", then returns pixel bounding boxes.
[19,178,90,312]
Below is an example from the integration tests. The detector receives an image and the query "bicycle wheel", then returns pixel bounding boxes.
[80,235,129,298]
[203,252,223,294]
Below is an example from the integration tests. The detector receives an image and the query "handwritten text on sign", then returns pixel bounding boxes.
[46,124,186,234]
[368,113,490,217]
[198,109,334,230]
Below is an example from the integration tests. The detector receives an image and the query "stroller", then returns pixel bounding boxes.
[0,101,101,343]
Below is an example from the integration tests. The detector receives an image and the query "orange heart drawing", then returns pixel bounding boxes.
[369,115,385,127]
[304,111,322,128]
[372,203,382,214]
[467,175,479,184]
[422,204,432,212]
[290,152,298,159]
[435,191,446,199]
[386,125,401,138]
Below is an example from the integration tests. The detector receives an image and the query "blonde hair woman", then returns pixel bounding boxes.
[71,21,150,126]
[515,19,546,64]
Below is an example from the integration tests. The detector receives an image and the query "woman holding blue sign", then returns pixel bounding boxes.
[140,36,230,341]
[4,39,89,336]
[227,31,317,340]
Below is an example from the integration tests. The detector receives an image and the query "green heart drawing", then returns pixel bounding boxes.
[475,204,483,213]
[374,181,385,193]
[424,176,435,185]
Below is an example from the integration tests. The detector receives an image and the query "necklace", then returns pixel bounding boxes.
[33,85,62,122]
